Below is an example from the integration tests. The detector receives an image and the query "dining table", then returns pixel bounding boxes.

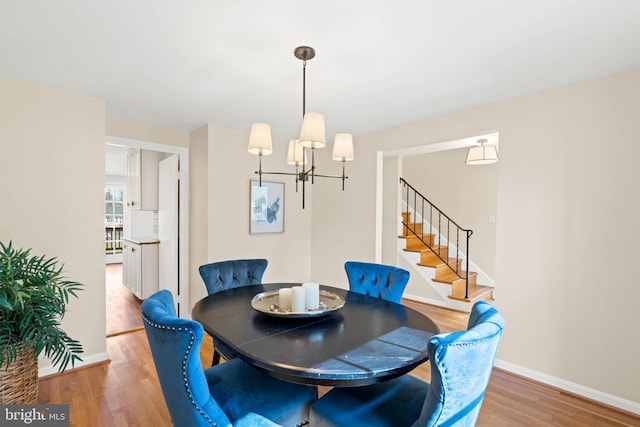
[191,283,440,387]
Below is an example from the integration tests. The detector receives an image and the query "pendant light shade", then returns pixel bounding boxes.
[248,123,273,156]
[287,139,306,166]
[332,133,355,162]
[299,112,326,149]
[465,139,498,165]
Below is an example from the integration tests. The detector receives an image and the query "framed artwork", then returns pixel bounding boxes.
[250,180,284,234]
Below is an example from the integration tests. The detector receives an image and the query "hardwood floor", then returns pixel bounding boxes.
[106,263,143,336]
[38,293,640,426]
[39,330,172,426]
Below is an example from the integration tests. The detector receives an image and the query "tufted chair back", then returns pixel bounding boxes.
[344,261,410,303]
[416,301,505,426]
[199,259,268,295]
[199,259,268,365]
[141,290,232,426]
[142,290,316,427]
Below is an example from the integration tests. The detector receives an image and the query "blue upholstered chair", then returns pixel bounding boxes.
[142,290,315,427]
[199,259,268,365]
[199,258,268,295]
[309,301,505,427]
[344,261,410,303]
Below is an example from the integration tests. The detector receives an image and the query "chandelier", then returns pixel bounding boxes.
[248,46,355,209]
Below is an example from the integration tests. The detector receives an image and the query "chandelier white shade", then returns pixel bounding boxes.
[332,133,355,162]
[248,123,273,156]
[287,139,306,166]
[299,113,326,149]
[465,139,498,165]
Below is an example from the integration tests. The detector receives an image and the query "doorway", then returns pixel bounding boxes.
[104,136,190,337]
[375,132,499,305]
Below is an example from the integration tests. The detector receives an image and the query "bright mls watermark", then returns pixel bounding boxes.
[1,405,69,426]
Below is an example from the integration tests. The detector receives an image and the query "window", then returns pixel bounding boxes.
[105,185,125,255]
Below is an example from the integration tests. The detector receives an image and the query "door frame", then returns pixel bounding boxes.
[105,135,190,317]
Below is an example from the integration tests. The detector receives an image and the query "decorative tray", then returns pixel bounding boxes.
[251,289,345,318]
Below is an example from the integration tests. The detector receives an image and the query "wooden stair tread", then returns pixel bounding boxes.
[406,234,434,240]
[420,247,447,257]
[417,246,449,266]
[432,270,477,284]
[404,234,435,251]
[448,284,494,303]
[418,260,443,268]
[399,222,424,238]
[436,258,465,271]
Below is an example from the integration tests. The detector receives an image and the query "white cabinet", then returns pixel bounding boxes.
[122,239,158,300]
[126,149,162,210]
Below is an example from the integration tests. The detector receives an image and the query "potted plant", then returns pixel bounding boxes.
[0,241,84,404]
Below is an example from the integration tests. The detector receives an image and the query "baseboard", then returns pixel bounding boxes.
[494,359,640,416]
[403,296,640,416]
[38,352,110,378]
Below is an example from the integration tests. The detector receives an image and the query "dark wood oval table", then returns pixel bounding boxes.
[192,283,440,387]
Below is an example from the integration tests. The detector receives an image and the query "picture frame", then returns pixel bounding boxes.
[250,180,284,234]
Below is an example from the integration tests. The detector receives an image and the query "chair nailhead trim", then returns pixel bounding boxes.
[433,334,500,423]
[143,315,217,426]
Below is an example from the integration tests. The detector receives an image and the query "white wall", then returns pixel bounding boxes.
[106,116,190,148]
[0,76,107,369]
[188,124,313,304]
[381,155,400,266]
[310,141,378,288]
[189,125,209,307]
[311,68,640,407]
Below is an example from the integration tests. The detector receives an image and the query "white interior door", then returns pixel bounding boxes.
[159,154,180,315]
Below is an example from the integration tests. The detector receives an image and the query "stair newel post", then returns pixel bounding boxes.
[465,230,471,300]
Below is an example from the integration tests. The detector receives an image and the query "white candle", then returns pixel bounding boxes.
[278,288,292,311]
[303,282,320,310]
[292,286,306,312]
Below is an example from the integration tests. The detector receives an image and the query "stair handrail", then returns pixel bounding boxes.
[400,177,474,299]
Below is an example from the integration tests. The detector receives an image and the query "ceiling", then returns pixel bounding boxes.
[2,1,640,143]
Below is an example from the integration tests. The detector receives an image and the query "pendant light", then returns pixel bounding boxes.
[465,139,498,165]
[248,46,355,208]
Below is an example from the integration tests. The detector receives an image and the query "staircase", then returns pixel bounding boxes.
[399,178,494,312]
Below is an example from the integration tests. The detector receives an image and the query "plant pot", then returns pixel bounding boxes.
[0,344,38,404]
